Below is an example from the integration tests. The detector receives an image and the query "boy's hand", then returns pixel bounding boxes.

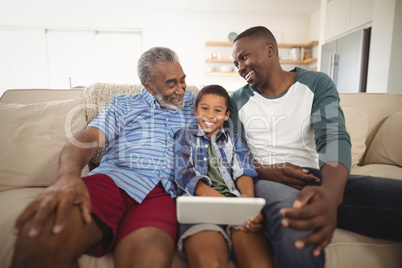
[240,212,263,232]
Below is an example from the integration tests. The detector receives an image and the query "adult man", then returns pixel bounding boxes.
[229,26,402,267]
[11,47,196,268]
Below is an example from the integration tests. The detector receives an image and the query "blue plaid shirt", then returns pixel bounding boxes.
[88,88,197,203]
[173,125,258,197]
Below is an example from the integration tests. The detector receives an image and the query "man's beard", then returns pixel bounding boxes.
[153,89,184,110]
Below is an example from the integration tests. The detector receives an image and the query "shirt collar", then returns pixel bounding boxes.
[192,124,228,140]
[141,87,158,108]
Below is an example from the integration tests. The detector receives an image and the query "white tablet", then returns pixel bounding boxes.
[176,196,266,225]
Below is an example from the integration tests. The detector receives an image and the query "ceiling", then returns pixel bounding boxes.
[147,0,322,15]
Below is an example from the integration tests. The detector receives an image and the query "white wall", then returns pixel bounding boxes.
[310,9,321,41]
[0,0,316,95]
[387,0,402,94]
[366,0,397,93]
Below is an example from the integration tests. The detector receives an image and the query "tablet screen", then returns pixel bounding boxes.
[176,196,266,225]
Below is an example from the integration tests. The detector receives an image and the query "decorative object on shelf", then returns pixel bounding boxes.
[220,66,233,73]
[209,52,221,59]
[228,32,238,42]
[290,47,301,61]
[304,52,312,60]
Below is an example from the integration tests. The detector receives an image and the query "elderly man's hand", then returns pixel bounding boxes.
[14,176,92,237]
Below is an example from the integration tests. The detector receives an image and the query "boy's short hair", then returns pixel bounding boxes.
[195,85,230,112]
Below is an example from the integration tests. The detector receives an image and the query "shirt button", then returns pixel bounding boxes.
[205,145,208,148]
[160,175,163,178]
[166,118,169,121]
[203,157,207,161]
[166,154,169,157]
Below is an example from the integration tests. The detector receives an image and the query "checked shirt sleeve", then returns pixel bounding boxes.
[230,132,258,183]
[173,128,211,196]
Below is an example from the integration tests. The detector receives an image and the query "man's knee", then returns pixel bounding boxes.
[255,180,299,203]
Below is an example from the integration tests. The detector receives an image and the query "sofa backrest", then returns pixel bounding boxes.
[0,89,84,104]
[339,93,402,153]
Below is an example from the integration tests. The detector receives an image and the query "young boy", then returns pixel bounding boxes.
[173,85,273,268]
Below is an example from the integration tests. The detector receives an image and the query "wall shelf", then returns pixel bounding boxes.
[205,40,318,75]
[205,41,319,48]
[206,71,238,76]
[205,41,233,47]
[280,58,318,65]
[278,41,319,48]
[205,58,233,63]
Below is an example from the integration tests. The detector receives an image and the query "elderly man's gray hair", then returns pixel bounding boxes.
[137,47,180,85]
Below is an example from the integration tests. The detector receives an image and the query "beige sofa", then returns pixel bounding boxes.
[0,84,401,268]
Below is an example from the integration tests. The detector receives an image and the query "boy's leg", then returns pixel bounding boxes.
[255,179,325,268]
[113,186,178,268]
[184,231,228,268]
[231,229,274,268]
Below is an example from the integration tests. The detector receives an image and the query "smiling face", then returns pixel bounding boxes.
[232,36,276,91]
[145,62,187,110]
[194,93,230,137]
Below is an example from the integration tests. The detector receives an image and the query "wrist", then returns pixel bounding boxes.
[240,192,254,198]
[321,162,349,206]
[56,169,82,182]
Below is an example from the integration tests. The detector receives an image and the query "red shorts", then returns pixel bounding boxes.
[82,174,177,257]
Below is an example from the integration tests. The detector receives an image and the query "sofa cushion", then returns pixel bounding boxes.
[326,228,402,268]
[364,111,402,167]
[342,106,369,167]
[351,164,402,181]
[0,98,87,191]
[0,188,46,267]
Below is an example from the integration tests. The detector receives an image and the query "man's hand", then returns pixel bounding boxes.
[13,176,92,237]
[256,162,320,189]
[279,186,337,256]
[279,162,349,257]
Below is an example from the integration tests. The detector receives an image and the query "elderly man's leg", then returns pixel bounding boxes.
[114,227,175,268]
[11,205,110,268]
[113,186,178,268]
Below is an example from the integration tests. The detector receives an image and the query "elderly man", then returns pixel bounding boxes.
[11,47,196,268]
